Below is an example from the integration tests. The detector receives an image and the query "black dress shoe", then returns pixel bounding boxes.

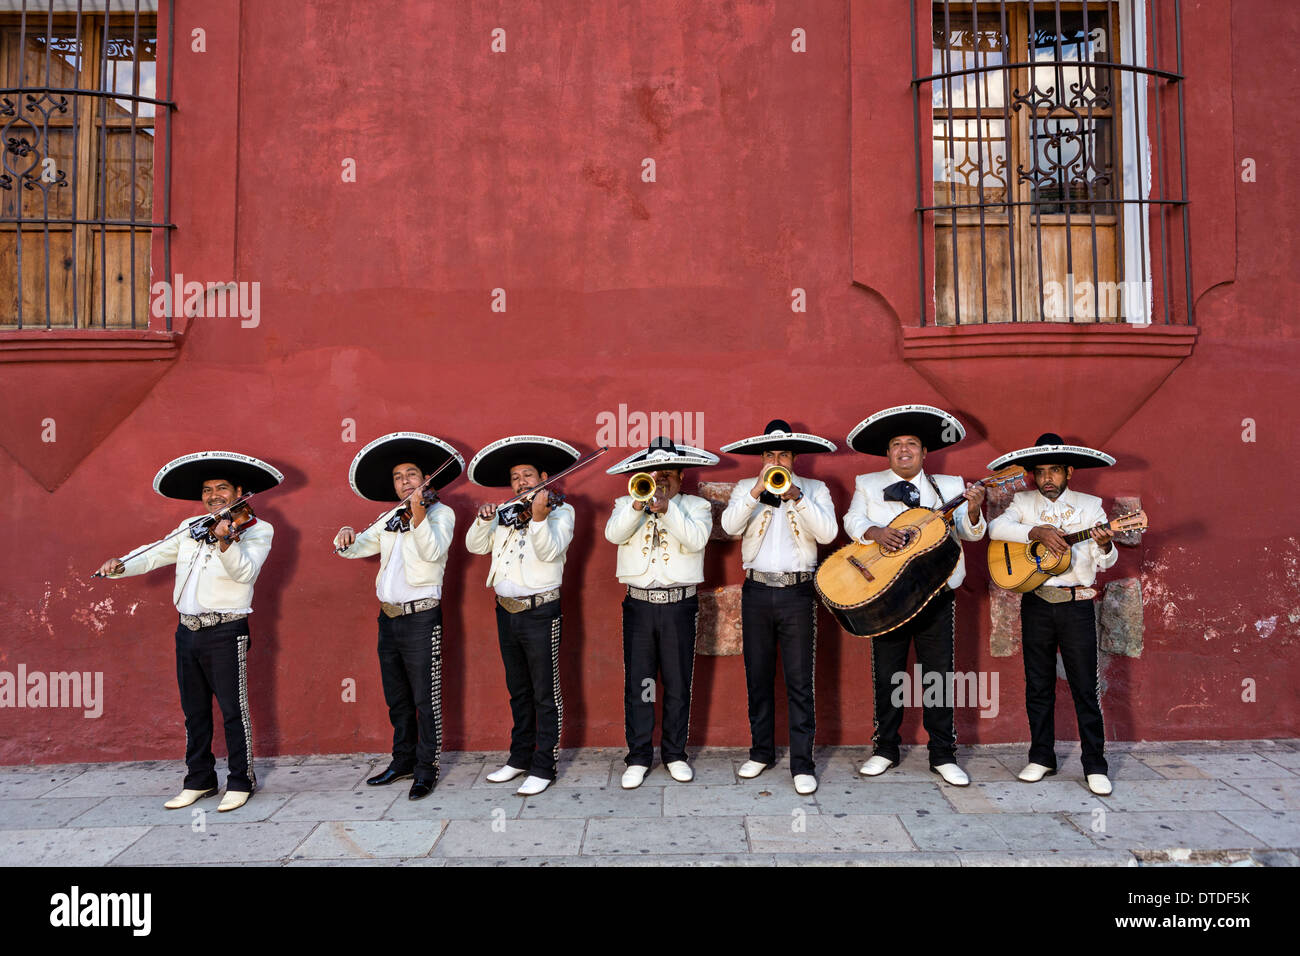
[408,775,438,800]
[366,766,415,786]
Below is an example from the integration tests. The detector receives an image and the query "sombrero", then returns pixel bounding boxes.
[153,451,283,501]
[467,435,581,487]
[987,433,1115,471]
[846,404,966,456]
[720,419,837,456]
[349,432,465,502]
[606,436,720,475]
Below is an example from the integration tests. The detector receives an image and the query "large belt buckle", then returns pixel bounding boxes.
[380,602,405,619]
[1034,586,1070,604]
[498,595,530,614]
[649,589,671,604]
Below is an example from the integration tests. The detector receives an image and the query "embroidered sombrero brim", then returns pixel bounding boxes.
[988,444,1115,471]
[720,431,837,455]
[349,433,465,502]
[468,435,581,487]
[606,444,721,475]
[153,451,284,501]
[846,405,966,456]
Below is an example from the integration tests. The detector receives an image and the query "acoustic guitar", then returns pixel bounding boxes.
[815,466,1027,638]
[988,509,1148,592]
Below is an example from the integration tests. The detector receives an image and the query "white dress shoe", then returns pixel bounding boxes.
[621,765,649,789]
[793,774,818,795]
[665,760,694,783]
[515,775,551,796]
[217,790,250,812]
[486,764,528,783]
[1086,773,1113,796]
[163,787,217,810]
[737,760,769,779]
[858,755,897,777]
[931,763,970,787]
[1017,762,1057,783]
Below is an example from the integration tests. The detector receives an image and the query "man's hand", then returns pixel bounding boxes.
[409,493,427,526]
[865,525,907,551]
[1089,524,1114,553]
[477,503,498,522]
[963,481,986,524]
[530,491,554,523]
[96,558,125,577]
[780,482,803,503]
[750,466,770,499]
[645,493,668,515]
[335,527,356,550]
[1028,524,1070,558]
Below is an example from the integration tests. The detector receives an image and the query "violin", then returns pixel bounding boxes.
[384,487,440,532]
[498,490,566,528]
[190,498,258,545]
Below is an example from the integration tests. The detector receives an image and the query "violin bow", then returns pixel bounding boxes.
[335,455,462,554]
[497,446,610,510]
[91,492,259,578]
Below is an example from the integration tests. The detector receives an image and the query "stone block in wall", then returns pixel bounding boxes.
[1110,496,1144,548]
[696,481,739,541]
[989,583,1022,657]
[1098,577,1143,658]
[697,584,743,656]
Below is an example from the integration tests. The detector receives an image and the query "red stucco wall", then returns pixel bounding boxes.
[1,0,1296,765]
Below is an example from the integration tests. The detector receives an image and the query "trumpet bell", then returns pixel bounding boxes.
[629,472,657,502]
[764,466,792,496]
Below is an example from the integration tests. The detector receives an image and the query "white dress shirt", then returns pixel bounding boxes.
[987,487,1117,588]
[842,468,986,590]
[376,534,440,603]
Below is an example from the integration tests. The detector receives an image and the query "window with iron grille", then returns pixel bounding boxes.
[0,0,172,330]
[913,1,1191,325]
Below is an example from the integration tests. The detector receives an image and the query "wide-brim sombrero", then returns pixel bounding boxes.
[988,433,1115,471]
[846,404,966,456]
[153,451,283,501]
[721,418,837,456]
[467,435,581,487]
[606,437,720,475]
[349,432,465,502]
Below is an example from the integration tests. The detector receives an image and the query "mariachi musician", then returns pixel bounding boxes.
[604,436,718,789]
[465,435,580,797]
[842,405,985,787]
[333,432,462,801]
[95,451,282,812]
[987,433,1118,796]
[720,419,839,795]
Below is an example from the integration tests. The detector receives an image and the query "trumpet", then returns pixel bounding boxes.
[628,472,656,503]
[763,465,792,496]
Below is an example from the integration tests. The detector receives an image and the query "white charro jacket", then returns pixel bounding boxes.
[988,487,1117,588]
[332,502,455,589]
[604,494,713,586]
[113,516,274,611]
[842,469,986,590]
[464,503,575,591]
[720,476,839,570]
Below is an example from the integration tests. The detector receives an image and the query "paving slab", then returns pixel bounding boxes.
[441,853,775,867]
[583,816,748,855]
[1261,751,1300,770]
[0,797,103,829]
[813,781,953,816]
[1098,779,1272,813]
[284,857,447,867]
[253,765,372,792]
[520,786,663,818]
[0,826,152,865]
[977,812,1098,850]
[745,813,915,853]
[941,780,1103,814]
[770,851,961,866]
[664,784,819,817]
[1068,811,1266,851]
[553,753,621,788]
[433,818,585,858]
[1179,753,1296,779]
[901,812,1011,851]
[111,822,318,865]
[290,820,445,860]
[957,849,1136,866]
[1222,778,1300,811]
[1216,810,1300,848]
[382,787,525,821]
[68,793,292,827]
[1134,754,1213,779]
[269,789,398,822]
[43,768,186,798]
[0,771,86,799]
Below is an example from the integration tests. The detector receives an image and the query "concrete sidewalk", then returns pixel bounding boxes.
[1,741,1297,866]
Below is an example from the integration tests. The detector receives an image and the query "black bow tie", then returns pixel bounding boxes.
[758,490,784,508]
[883,480,921,507]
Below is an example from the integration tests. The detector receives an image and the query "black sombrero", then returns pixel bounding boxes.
[467,435,581,487]
[987,433,1115,472]
[720,419,837,456]
[846,404,966,456]
[349,432,465,502]
[606,436,720,475]
[153,451,284,501]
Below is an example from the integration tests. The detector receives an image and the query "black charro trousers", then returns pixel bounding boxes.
[174,617,255,793]
[377,605,443,779]
[495,598,563,780]
[621,593,699,767]
[741,578,817,776]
